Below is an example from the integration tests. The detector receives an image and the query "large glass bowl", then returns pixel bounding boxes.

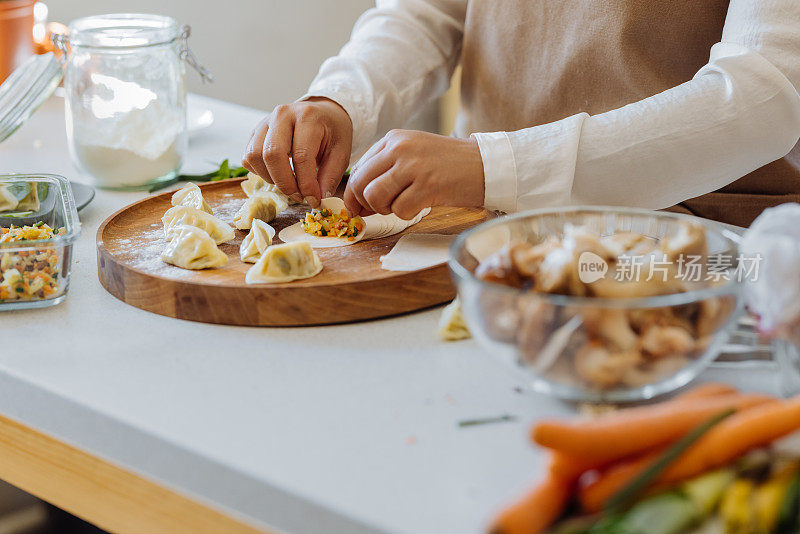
[449,206,743,403]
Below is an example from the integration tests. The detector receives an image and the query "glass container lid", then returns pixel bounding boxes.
[0,52,62,144]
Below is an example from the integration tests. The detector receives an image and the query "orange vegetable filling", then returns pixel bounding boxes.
[0,223,65,302]
[301,208,364,240]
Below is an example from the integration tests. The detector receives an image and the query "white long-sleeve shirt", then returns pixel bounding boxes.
[303,0,800,213]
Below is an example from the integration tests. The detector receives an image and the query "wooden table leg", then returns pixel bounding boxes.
[0,413,269,534]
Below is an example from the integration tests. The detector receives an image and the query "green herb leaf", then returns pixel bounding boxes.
[148,159,249,192]
[603,408,734,515]
[586,513,626,534]
[210,160,227,181]
[458,414,517,428]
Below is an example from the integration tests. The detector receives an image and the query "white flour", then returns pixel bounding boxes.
[112,228,192,278]
[69,79,184,188]
[74,140,182,189]
[213,197,246,223]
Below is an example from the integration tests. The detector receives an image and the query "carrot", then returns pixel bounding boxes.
[531,393,773,462]
[532,384,743,448]
[490,473,571,534]
[548,451,601,481]
[579,450,663,513]
[545,383,741,481]
[579,398,800,512]
[662,396,800,482]
[674,382,738,400]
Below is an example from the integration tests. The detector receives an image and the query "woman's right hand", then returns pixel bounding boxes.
[242,97,353,208]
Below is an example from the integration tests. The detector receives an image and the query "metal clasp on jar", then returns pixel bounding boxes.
[178,24,214,83]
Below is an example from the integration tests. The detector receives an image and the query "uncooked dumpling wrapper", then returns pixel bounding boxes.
[162,205,235,245]
[233,191,288,230]
[245,241,323,284]
[361,208,431,240]
[380,233,454,271]
[278,197,430,248]
[465,224,512,262]
[161,224,228,269]
[240,219,276,263]
[171,182,213,214]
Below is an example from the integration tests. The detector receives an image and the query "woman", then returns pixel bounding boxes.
[242,0,800,227]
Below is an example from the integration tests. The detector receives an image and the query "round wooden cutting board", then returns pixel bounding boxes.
[97,178,491,326]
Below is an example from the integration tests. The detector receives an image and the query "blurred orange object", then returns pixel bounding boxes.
[33,21,68,56]
[0,0,36,84]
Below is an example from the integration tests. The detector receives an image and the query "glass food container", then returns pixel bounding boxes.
[0,174,80,310]
[55,14,211,190]
[449,207,743,403]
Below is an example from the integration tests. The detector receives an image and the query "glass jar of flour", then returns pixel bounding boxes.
[55,14,211,190]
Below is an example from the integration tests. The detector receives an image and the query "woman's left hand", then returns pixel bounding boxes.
[344,130,485,219]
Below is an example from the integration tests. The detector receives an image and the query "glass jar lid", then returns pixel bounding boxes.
[0,53,62,144]
[68,14,180,49]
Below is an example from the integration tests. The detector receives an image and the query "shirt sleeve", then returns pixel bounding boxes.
[473,0,800,214]
[300,0,466,154]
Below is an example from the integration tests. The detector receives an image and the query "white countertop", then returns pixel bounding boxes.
[0,94,782,534]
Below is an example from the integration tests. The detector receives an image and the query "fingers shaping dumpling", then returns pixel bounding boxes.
[241,172,297,205]
[171,182,213,214]
[240,219,276,263]
[161,225,228,269]
[233,191,288,230]
[163,205,235,245]
[245,241,322,284]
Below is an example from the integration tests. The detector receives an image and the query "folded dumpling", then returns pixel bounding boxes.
[16,182,39,212]
[241,172,268,197]
[245,241,322,284]
[0,185,18,213]
[240,219,276,263]
[162,205,235,244]
[171,182,212,214]
[161,225,228,269]
[241,172,296,204]
[437,298,471,341]
[233,191,288,230]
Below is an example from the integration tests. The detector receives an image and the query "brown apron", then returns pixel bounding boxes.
[456,0,800,227]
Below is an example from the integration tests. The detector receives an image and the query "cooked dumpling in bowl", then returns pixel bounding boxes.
[240,219,276,263]
[171,182,212,214]
[162,205,235,245]
[233,191,288,230]
[245,241,322,284]
[161,225,228,269]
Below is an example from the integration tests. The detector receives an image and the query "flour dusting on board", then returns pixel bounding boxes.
[110,227,193,278]
[213,196,246,223]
